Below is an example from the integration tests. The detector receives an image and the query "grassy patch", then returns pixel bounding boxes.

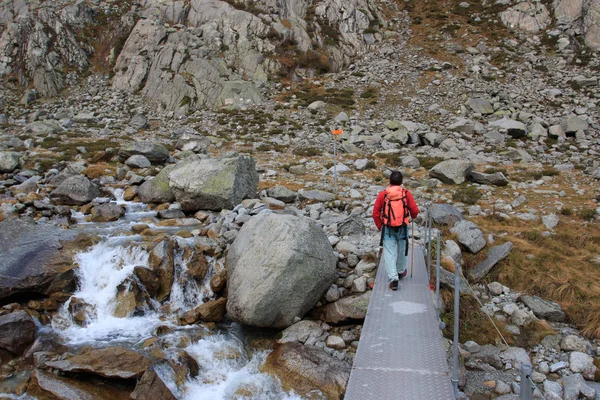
[418,156,444,170]
[293,147,322,157]
[452,185,482,205]
[375,153,402,167]
[282,83,355,108]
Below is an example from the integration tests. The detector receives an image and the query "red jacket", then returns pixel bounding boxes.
[372,186,419,230]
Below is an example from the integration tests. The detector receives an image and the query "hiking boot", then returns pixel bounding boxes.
[389,280,398,291]
[398,270,407,280]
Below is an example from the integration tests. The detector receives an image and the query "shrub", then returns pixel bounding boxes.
[560,207,573,216]
[577,208,598,221]
[364,160,377,169]
[452,185,482,205]
[293,147,321,157]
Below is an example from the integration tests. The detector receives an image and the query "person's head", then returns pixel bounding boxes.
[389,170,403,185]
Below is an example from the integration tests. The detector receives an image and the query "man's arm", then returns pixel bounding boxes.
[406,191,419,219]
[372,191,385,230]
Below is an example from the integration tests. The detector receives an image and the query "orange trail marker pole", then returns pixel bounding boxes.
[331,129,343,194]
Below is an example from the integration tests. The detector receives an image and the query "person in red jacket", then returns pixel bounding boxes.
[372,171,419,290]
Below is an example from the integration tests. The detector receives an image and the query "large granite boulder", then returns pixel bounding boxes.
[45,347,151,379]
[0,151,20,172]
[50,175,100,205]
[429,204,465,225]
[226,213,336,329]
[118,141,169,164]
[520,295,565,322]
[0,311,36,355]
[0,218,82,301]
[469,242,513,281]
[469,171,509,186]
[450,220,486,253]
[262,342,351,400]
[429,160,474,184]
[91,203,125,222]
[138,164,177,204]
[169,154,258,211]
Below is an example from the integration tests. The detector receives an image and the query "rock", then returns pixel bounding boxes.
[561,373,596,400]
[50,175,100,205]
[542,214,559,230]
[519,295,565,322]
[308,101,326,111]
[569,352,597,380]
[28,121,61,134]
[450,220,486,253]
[335,112,349,123]
[263,342,350,400]
[500,2,551,32]
[561,335,590,352]
[266,186,297,203]
[561,116,588,134]
[326,335,346,350]
[489,118,527,138]
[500,347,531,370]
[28,370,130,400]
[429,204,465,225]
[210,274,226,294]
[138,165,177,204]
[469,242,513,281]
[119,141,169,164]
[0,311,36,355]
[130,369,176,400]
[468,98,494,114]
[439,268,474,295]
[169,155,258,211]
[0,218,81,301]
[129,114,149,130]
[91,203,125,222]
[226,213,336,328]
[469,171,508,186]
[470,344,503,369]
[45,347,151,379]
[298,189,336,202]
[157,209,185,219]
[321,292,371,324]
[0,152,20,173]
[179,297,227,324]
[338,215,365,236]
[487,282,504,296]
[278,320,324,344]
[400,156,420,169]
[125,155,152,168]
[148,239,176,302]
[448,118,477,135]
[429,160,474,184]
[464,341,481,353]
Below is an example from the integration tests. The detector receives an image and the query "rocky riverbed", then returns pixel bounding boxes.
[1,0,600,399]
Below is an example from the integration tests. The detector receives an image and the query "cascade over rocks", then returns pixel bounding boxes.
[168,154,258,211]
[226,213,336,329]
[130,370,177,400]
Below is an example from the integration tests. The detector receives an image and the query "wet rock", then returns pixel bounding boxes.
[519,295,565,322]
[179,297,227,324]
[263,342,351,400]
[91,203,125,222]
[133,266,161,299]
[148,239,176,302]
[130,369,176,400]
[50,175,100,205]
[227,213,336,329]
[210,274,226,294]
[320,292,371,324]
[0,311,36,355]
[27,370,131,400]
[119,141,169,164]
[450,220,486,253]
[23,335,68,362]
[0,218,81,301]
[278,320,324,344]
[157,209,185,219]
[469,242,513,281]
[45,347,151,379]
[0,152,20,173]
[169,155,258,211]
[429,160,474,184]
[184,250,209,281]
[68,297,97,327]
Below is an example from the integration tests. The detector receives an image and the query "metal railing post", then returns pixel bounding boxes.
[427,209,432,280]
[452,262,460,398]
[520,365,533,400]
[436,230,442,324]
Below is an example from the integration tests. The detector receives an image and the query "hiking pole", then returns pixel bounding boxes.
[376,227,385,268]
[410,221,414,278]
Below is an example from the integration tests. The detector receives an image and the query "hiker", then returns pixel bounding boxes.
[372,170,419,291]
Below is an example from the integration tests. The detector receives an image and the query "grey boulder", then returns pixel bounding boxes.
[560,116,588,134]
[450,220,486,253]
[129,114,148,130]
[266,185,297,203]
[520,295,565,322]
[226,213,336,329]
[469,171,508,186]
[489,118,527,138]
[0,151,20,173]
[169,155,258,211]
[125,155,152,168]
[119,141,169,164]
[469,242,513,281]
[468,98,494,114]
[429,204,465,225]
[50,175,100,205]
[91,203,125,222]
[429,160,474,184]
[0,311,36,355]
[138,164,177,204]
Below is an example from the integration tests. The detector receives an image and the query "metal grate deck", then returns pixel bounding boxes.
[345,245,455,400]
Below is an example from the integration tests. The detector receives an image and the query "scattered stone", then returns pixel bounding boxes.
[50,175,100,205]
[429,160,474,184]
[129,114,149,130]
[125,155,152,168]
[91,203,125,222]
[469,171,509,186]
[519,295,565,322]
[119,141,169,164]
[0,152,20,173]
[266,186,297,203]
[469,242,513,280]
[450,220,486,253]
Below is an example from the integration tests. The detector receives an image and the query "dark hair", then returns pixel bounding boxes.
[389,170,403,185]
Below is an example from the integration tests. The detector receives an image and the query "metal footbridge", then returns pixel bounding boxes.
[345,244,455,399]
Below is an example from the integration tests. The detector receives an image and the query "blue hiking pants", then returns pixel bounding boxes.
[382,226,408,282]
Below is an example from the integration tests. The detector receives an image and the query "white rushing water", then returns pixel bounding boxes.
[52,232,303,399]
